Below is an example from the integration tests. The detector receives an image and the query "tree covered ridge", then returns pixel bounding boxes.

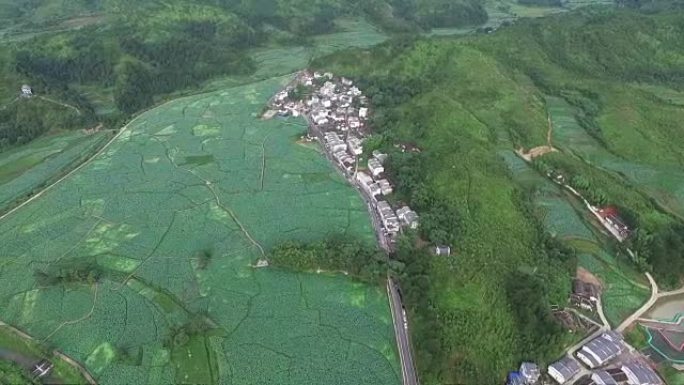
[312,6,684,384]
[0,0,492,149]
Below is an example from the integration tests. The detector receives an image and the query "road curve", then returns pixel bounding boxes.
[617,272,658,332]
[387,277,419,385]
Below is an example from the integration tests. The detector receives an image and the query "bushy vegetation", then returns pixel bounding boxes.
[269,236,389,283]
[0,361,37,385]
[0,97,90,148]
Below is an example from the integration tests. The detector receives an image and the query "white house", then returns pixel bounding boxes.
[377,179,393,195]
[348,116,361,129]
[359,107,369,119]
[368,158,384,176]
[520,362,540,385]
[372,150,388,163]
[347,137,364,155]
[396,206,419,229]
[21,84,32,97]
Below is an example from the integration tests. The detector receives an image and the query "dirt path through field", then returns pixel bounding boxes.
[516,114,558,161]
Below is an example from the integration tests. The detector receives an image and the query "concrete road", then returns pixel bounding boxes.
[617,272,684,332]
[388,277,419,385]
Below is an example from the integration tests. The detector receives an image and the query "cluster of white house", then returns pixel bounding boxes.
[271,71,419,237]
[508,330,662,385]
[356,151,419,235]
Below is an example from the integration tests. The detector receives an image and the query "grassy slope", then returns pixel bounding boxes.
[319,41,572,384]
[317,6,684,384]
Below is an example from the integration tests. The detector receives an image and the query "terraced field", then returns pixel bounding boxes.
[0,77,400,385]
[547,96,684,219]
[502,152,649,326]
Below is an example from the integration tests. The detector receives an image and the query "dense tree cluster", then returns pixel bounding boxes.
[33,260,104,287]
[268,237,388,283]
[0,98,90,149]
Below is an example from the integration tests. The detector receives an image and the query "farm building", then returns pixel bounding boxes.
[605,368,628,383]
[547,357,581,384]
[571,279,599,310]
[591,370,618,385]
[597,206,631,238]
[575,331,624,368]
[621,361,662,385]
[432,246,451,256]
[519,362,540,384]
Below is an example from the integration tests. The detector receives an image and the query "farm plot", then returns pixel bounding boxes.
[502,152,649,326]
[0,76,399,385]
[0,130,110,213]
[547,96,684,218]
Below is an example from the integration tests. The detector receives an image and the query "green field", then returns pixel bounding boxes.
[0,130,110,213]
[0,77,400,384]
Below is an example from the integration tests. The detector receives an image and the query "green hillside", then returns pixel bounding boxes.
[315,6,684,384]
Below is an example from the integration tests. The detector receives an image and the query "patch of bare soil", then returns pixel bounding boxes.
[577,266,603,289]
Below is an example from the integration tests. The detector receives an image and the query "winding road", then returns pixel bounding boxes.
[617,272,684,332]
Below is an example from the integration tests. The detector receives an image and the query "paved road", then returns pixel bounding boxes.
[388,278,419,385]
[290,95,415,385]
[617,272,684,332]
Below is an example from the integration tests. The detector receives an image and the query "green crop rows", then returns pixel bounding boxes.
[547,96,684,219]
[0,131,110,212]
[0,77,400,385]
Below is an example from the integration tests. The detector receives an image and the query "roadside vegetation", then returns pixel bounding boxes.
[315,3,684,383]
[0,324,90,384]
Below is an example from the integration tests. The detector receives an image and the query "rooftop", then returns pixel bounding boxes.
[591,370,617,385]
[577,332,623,367]
[621,361,661,385]
[549,357,581,380]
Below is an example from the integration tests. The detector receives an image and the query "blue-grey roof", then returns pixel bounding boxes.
[581,333,623,364]
[622,362,661,384]
[507,372,525,385]
[549,357,580,379]
[592,370,617,385]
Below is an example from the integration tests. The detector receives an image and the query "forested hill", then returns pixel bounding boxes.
[314,6,684,384]
[0,0,490,150]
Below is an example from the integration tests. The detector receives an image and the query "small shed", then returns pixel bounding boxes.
[21,84,32,96]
